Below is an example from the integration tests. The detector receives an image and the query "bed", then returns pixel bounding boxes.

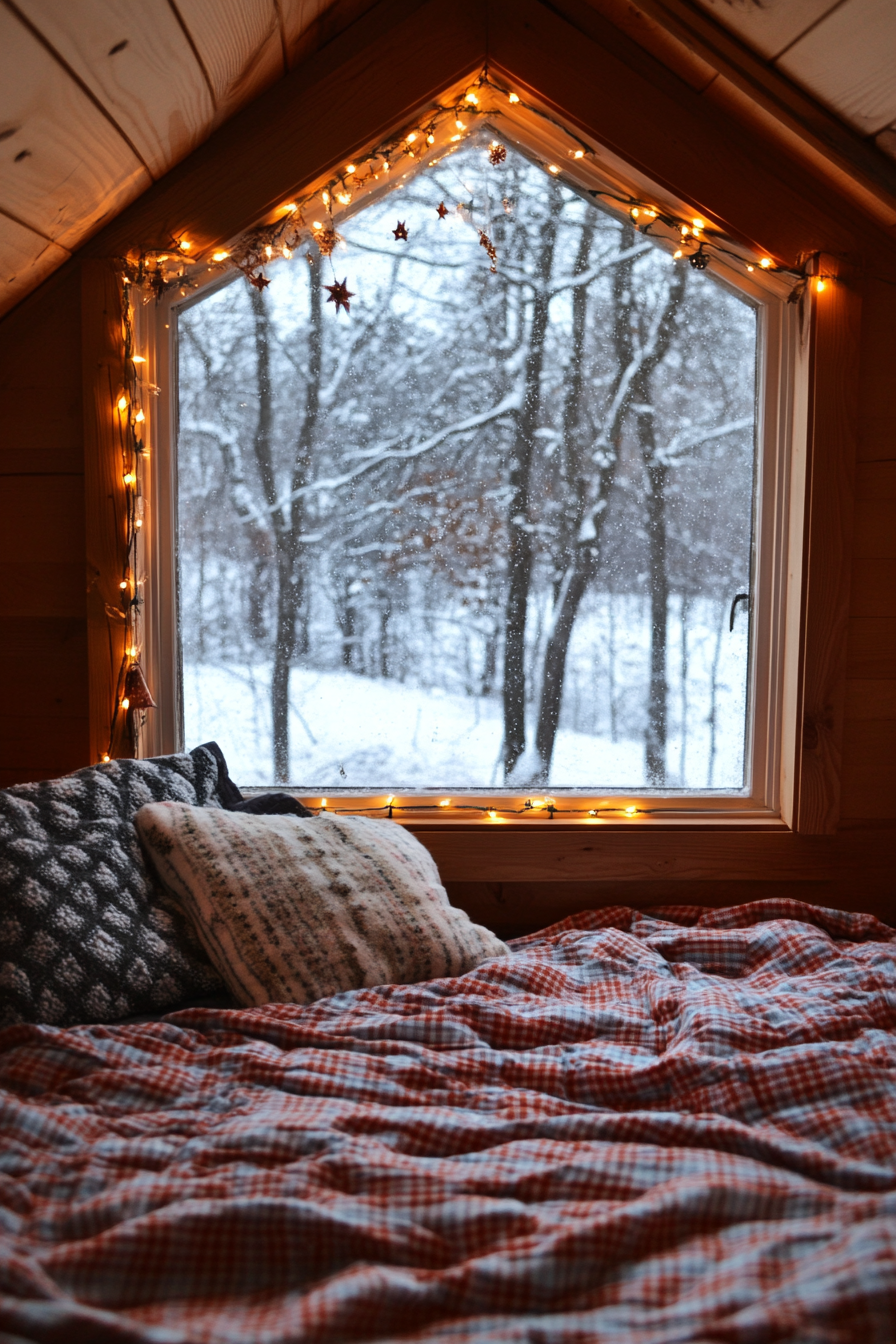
[2,896,895,1343]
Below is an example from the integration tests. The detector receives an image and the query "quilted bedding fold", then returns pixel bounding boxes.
[0,898,894,1343]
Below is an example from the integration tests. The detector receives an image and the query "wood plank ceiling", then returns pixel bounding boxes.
[0,0,894,318]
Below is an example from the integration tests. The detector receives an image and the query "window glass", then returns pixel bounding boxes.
[177,137,757,790]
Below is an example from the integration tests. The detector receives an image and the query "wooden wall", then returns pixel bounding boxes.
[0,266,89,787]
[0,0,892,927]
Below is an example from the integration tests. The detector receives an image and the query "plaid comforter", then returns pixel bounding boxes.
[1,898,895,1343]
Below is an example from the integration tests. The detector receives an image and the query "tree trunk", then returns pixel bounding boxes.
[530,237,687,785]
[502,185,562,781]
[644,455,670,784]
[251,253,323,783]
[529,227,637,783]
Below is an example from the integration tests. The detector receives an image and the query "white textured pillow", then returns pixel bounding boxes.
[134,804,509,1006]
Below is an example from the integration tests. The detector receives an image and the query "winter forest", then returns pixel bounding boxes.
[177,135,758,791]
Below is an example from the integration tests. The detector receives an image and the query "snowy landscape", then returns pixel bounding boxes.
[177,135,757,792]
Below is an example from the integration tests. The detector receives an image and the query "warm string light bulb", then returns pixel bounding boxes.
[759,257,773,269]
[508,92,520,103]
[101,753,111,763]
[816,277,826,293]
[119,579,128,591]
[573,149,584,159]
[320,798,327,810]
[123,471,136,486]
[439,798,451,808]
[134,408,145,424]
[487,809,497,819]
[624,805,638,817]
[548,164,560,174]
[121,697,130,711]
[212,250,229,262]
[117,395,128,413]
[131,355,146,364]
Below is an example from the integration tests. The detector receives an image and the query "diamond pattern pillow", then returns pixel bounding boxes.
[0,751,225,1029]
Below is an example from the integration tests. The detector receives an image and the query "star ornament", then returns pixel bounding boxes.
[392,220,409,241]
[436,201,448,220]
[249,272,270,290]
[325,277,355,314]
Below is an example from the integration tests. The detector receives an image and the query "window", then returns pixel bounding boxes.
[144,120,799,814]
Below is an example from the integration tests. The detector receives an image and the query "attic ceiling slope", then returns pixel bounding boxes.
[2,0,896,317]
[0,0,354,317]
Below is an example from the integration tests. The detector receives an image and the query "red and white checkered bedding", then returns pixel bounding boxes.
[1,898,895,1344]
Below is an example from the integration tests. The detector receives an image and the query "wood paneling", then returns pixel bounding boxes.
[0,561,85,619]
[87,0,484,259]
[0,265,83,465]
[0,6,150,252]
[12,0,215,178]
[847,618,896,679]
[690,0,840,61]
[857,278,896,462]
[0,616,88,717]
[778,0,896,136]
[409,824,864,884]
[0,210,70,319]
[0,475,84,564]
[446,861,896,936]
[844,679,896,720]
[790,266,861,833]
[0,258,86,784]
[0,713,88,784]
[175,0,284,120]
[840,718,896,819]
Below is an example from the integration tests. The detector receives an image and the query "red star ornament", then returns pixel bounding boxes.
[325,277,355,314]
[436,202,448,219]
[392,220,409,241]
[249,272,270,290]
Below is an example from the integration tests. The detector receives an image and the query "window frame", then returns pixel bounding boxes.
[135,103,813,828]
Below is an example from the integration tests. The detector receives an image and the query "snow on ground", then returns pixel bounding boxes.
[184,659,744,792]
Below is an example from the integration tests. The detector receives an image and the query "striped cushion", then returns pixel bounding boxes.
[134,804,509,1006]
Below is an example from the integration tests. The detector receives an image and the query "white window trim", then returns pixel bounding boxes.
[135,114,809,823]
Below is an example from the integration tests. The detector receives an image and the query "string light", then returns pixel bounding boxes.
[134,408,145,424]
[120,697,130,711]
[117,395,128,413]
[212,250,229,262]
[548,164,560,174]
[816,278,826,292]
[508,92,520,103]
[131,355,146,364]
[759,257,773,268]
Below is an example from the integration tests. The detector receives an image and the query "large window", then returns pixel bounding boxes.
[175,135,762,794]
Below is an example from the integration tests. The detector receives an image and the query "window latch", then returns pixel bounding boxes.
[729,592,750,632]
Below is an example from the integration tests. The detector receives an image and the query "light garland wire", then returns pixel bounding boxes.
[101,279,149,762]
[313,797,752,819]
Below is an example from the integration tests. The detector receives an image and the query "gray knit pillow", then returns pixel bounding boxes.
[0,751,225,1028]
[135,804,509,1006]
